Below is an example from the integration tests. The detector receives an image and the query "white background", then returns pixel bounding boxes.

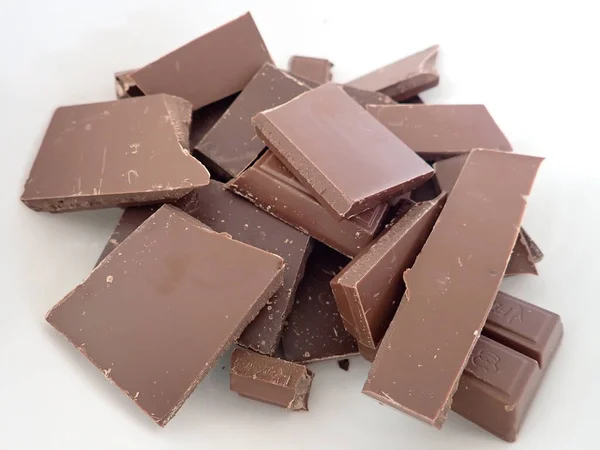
[1,1,598,449]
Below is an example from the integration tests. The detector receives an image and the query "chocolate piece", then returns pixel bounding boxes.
[253,83,433,218]
[230,347,313,410]
[115,69,142,99]
[434,154,541,276]
[521,228,544,263]
[46,205,285,426]
[130,13,272,109]
[358,342,378,362]
[362,150,543,428]
[401,95,424,104]
[331,195,446,348]
[21,95,210,213]
[189,94,238,150]
[410,178,439,202]
[337,359,350,371]
[289,56,333,85]
[347,45,439,101]
[227,151,389,257]
[96,206,158,265]
[281,243,358,363]
[195,63,312,179]
[369,104,512,160]
[340,85,396,108]
[175,181,312,355]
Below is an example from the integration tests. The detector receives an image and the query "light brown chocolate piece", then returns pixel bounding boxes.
[347,45,439,101]
[230,347,313,411]
[46,205,284,426]
[289,56,333,85]
[21,95,210,212]
[362,150,543,428]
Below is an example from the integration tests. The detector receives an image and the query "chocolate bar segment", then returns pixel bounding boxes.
[347,45,439,101]
[340,85,396,108]
[434,154,540,276]
[289,56,333,85]
[115,69,142,99]
[331,195,446,348]
[195,63,312,179]
[369,104,512,160]
[362,150,543,428]
[189,94,238,150]
[227,151,389,257]
[281,243,358,363]
[253,83,433,218]
[21,95,210,213]
[130,13,272,109]
[175,181,312,355]
[230,347,314,410]
[46,205,285,426]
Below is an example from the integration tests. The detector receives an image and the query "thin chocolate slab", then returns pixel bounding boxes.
[227,151,389,257]
[368,104,512,160]
[130,13,272,109]
[189,94,238,150]
[347,45,439,101]
[195,63,312,179]
[434,154,540,276]
[362,150,543,428]
[281,243,358,363]
[21,95,210,213]
[253,83,434,218]
[115,69,142,99]
[175,181,312,355]
[230,347,313,410]
[410,178,440,202]
[522,228,544,263]
[331,195,446,349]
[340,85,396,108]
[46,205,285,426]
[289,56,333,85]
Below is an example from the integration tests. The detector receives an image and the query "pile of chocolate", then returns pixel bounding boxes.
[21,12,562,442]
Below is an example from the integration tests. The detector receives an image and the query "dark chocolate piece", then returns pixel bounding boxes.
[175,181,312,355]
[115,69,142,99]
[340,85,396,108]
[227,151,389,257]
[46,205,285,426]
[281,243,358,363]
[401,95,424,104]
[189,94,238,150]
[369,104,512,160]
[521,228,544,263]
[230,347,313,410]
[347,45,439,101]
[289,56,333,85]
[362,150,543,428]
[253,83,433,218]
[21,95,210,213]
[434,154,541,276]
[331,195,446,348]
[195,63,312,179]
[337,359,350,371]
[130,13,272,109]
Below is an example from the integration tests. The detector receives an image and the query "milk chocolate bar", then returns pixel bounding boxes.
[195,63,312,179]
[331,195,446,348]
[227,151,389,258]
[230,347,314,410]
[281,243,358,363]
[21,95,210,212]
[368,104,512,160]
[130,13,272,109]
[362,150,543,427]
[347,45,439,101]
[46,205,285,426]
[253,83,433,218]
[289,56,333,85]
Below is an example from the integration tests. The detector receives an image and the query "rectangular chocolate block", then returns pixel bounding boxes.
[46,205,284,426]
[21,94,210,213]
[253,83,433,218]
[281,243,358,363]
[230,347,314,410]
[347,45,439,101]
[362,150,543,428]
[175,181,312,355]
[331,195,446,348]
[434,154,541,276]
[289,56,333,85]
[130,13,272,109]
[195,63,312,179]
[227,151,389,258]
[368,104,512,160]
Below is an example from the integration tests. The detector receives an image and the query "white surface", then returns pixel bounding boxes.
[1,1,598,449]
